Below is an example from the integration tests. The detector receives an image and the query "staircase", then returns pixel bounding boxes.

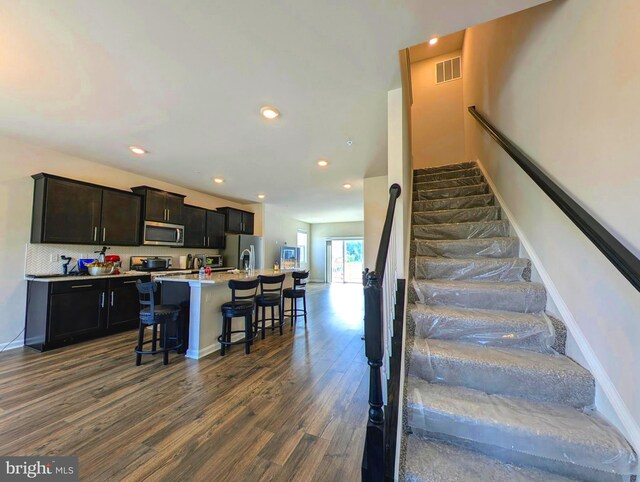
[402,162,638,481]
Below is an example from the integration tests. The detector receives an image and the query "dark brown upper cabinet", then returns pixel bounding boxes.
[183,204,207,248]
[183,205,226,249]
[31,174,141,246]
[206,210,226,248]
[131,186,185,224]
[217,207,254,235]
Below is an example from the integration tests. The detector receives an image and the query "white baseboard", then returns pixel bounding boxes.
[476,158,640,451]
[0,339,24,352]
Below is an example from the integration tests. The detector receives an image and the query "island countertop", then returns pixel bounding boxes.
[155,268,301,285]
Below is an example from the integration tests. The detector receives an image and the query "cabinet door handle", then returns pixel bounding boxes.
[102,227,106,242]
[72,284,93,289]
[100,292,105,308]
[123,280,138,284]
[207,236,210,247]
[110,291,114,306]
[93,227,98,241]
[168,209,170,220]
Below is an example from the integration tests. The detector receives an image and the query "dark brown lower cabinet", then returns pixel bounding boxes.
[25,275,151,351]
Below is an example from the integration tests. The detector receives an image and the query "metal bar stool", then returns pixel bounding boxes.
[219,278,259,355]
[282,271,309,326]
[255,274,286,339]
[135,280,183,366]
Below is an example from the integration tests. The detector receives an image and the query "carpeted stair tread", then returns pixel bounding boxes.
[414,162,477,176]
[413,220,510,240]
[409,339,594,407]
[406,377,638,478]
[404,435,579,482]
[415,256,530,282]
[412,237,520,258]
[408,303,554,352]
[414,175,484,192]
[412,279,546,312]
[413,193,495,213]
[413,167,482,184]
[413,183,489,201]
[413,206,500,225]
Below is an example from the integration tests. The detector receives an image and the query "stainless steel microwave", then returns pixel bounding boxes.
[142,221,184,247]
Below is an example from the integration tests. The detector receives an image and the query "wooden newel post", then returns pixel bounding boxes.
[362,270,385,481]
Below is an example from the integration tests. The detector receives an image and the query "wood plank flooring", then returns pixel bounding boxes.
[0,283,368,481]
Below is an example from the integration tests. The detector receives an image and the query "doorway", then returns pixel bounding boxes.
[326,238,364,283]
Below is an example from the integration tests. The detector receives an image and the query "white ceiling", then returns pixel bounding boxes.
[0,0,549,223]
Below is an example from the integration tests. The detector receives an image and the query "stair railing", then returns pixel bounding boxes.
[468,106,640,293]
[362,183,402,482]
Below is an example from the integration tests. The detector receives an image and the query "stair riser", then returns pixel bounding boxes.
[415,258,530,282]
[413,282,547,313]
[406,430,626,482]
[413,221,510,240]
[415,176,484,192]
[414,168,481,184]
[414,162,477,176]
[410,309,553,352]
[409,350,594,407]
[413,194,494,212]
[413,238,520,258]
[413,206,500,225]
[413,184,489,201]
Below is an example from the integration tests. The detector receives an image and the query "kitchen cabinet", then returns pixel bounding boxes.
[218,207,254,235]
[206,210,226,248]
[31,174,142,246]
[132,186,185,224]
[100,189,142,246]
[25,274,151,351]
[107,277,144,328]
[183,205,226,248]
[183,205,207,248]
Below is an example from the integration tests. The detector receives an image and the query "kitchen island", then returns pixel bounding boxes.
[156,269,298,359]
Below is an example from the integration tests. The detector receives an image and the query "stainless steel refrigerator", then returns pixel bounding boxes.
[224,234,263,270]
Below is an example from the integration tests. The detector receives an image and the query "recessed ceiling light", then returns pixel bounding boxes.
[258,194,265,199]
[260,106,280,119]
[129,146,147,155]
[343,183,352,189]
[317,160,329,167]
[213,178,224,184]
[429,37,439,46]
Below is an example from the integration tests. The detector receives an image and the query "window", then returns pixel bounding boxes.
[297,230,308,263]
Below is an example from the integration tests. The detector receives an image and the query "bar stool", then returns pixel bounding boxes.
[135,280,182,366]
[255,274,286,339]
[219,278,259,355]
[282,271,309,326]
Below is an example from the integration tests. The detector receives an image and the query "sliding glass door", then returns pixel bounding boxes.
[327,238,364,283]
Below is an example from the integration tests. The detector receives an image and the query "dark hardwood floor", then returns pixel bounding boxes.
[0,283,368,481]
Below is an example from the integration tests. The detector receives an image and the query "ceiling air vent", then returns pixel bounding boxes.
[435,56,461,84]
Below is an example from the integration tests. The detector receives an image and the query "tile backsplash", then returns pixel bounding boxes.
[25,243,222,275]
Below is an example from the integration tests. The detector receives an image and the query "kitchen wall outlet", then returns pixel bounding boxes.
[49,254,59,262]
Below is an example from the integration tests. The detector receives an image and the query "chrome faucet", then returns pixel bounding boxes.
[240,248,253,273]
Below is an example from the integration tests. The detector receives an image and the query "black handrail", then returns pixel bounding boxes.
[468,106,640,293]
[362,183,401,482]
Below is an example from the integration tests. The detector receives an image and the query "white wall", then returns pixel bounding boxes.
[262,204,310,271]
[363,176,389,270]
[411,51,465,169]
[309,222,364,282]
[0,135,255,350]
[463,0,640,447]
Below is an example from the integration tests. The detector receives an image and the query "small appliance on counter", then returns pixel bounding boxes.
[280,245,302,269]
[193,254,224,269]
[130,256,176,272]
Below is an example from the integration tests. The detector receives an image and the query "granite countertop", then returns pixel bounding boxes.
[155,268,301,285]
[25,266,235,283]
